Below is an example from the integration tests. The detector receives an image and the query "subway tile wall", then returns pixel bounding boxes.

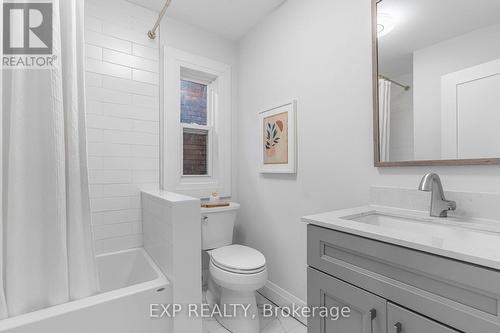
[84,0,160,254]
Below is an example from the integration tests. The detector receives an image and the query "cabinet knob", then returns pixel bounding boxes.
[369,309,377,333]
[394,322,402,333]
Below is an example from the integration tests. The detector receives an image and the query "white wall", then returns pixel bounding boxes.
[236,0,374,302]
[159,18,239,200]
[84,0,160,254]
[413,23,500,160]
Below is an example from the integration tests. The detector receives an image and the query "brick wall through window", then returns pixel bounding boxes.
[183,130,208,175]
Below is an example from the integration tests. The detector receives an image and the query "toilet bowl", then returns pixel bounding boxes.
[201,204,267,333]
[208,245,267,333]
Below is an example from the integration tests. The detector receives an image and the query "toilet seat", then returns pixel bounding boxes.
[210,245,266,274]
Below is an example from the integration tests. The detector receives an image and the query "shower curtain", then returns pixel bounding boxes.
[378,78,392,162]
[0,0,99,318]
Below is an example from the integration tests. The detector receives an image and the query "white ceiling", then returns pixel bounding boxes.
[378,0,500,77]
[126,0,286,40]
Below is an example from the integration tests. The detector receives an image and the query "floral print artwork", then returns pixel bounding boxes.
[263,111,289,164]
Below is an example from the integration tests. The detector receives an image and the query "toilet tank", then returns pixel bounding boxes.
[201,203,240,250]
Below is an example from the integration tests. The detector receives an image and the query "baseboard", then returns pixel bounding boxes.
[258,281,308,326]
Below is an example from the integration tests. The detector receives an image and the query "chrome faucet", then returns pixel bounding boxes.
[418,173,456,217]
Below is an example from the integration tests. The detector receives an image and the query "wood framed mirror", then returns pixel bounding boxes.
[372,0,500,167]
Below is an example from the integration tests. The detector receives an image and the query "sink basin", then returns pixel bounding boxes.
[346,211,429,226]
[341,210,500,235]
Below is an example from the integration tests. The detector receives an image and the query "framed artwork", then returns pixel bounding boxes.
[259,100,297,173]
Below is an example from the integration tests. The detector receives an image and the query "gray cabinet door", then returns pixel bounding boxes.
[308,267,386,333]
[387,303,460,333]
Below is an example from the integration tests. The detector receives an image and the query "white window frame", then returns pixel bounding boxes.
[161,47,232,198]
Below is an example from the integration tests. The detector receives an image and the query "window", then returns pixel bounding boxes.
[180,80,208,125]
[163,47,232,198]
[180,78,212,177]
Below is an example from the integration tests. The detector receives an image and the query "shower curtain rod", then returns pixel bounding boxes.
[147,0,172,39]
[379,74,411,91]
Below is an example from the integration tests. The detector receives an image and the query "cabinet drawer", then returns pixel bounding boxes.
[307,224,500,333]
[308,267,386,333]
[388,303,459,333]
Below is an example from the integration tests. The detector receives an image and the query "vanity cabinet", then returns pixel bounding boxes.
[307,224,500,333]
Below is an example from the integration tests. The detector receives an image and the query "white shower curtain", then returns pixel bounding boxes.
[378,78,392,162]
[0,0,99,318]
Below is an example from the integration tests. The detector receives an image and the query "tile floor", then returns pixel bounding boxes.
[202,291,307,333]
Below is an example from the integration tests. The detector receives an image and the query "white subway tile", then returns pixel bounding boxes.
[103,49,158,73]
[87,129,103,142]
[85,72,102,88]
[102,130,159,146]
[131,145,159,158]
[87,87,133,105]
[102,103,158,121]
[87,115,134,131]
[85,44,102,60]
[130,196,141,209]
[102,157,158,171]
[101,157,131,170]
[88,156,104,170]
[101,184,140,197]
[94,234,143,255]
[132,95,158,108]
[92,209,141,226]
[86,58,132,79]
[132,158,159,170]
[88,143,132,157]
[132,44,159,61]
[89,170,132,184]
[132,69,159,85]
[93,221,142,240]
[132,170,159,183]
[85,30,132,54]
[86,101,103,115]
[102,77,158,97]
[133,120,159,134]
[90,196,135,212]
[134,159,158,171]
[89,185,104,198]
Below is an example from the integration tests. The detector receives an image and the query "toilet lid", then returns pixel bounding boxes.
[210,245,266,273]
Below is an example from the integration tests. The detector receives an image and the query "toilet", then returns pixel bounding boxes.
[201,203,267,333]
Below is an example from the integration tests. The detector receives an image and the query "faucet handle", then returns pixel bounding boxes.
[447,200,457,211]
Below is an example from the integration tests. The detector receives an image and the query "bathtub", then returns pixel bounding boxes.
[0,248,171,333]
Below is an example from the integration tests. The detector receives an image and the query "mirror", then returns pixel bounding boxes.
[374,0,500,166]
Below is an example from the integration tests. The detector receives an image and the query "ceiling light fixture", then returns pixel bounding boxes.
[377,13,397,38]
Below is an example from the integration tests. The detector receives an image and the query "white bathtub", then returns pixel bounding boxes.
[0,248,171,333]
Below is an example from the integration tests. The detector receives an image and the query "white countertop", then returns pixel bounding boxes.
[302,205,500,271]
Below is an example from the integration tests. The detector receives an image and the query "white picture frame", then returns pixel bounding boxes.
[259,100,297,174]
